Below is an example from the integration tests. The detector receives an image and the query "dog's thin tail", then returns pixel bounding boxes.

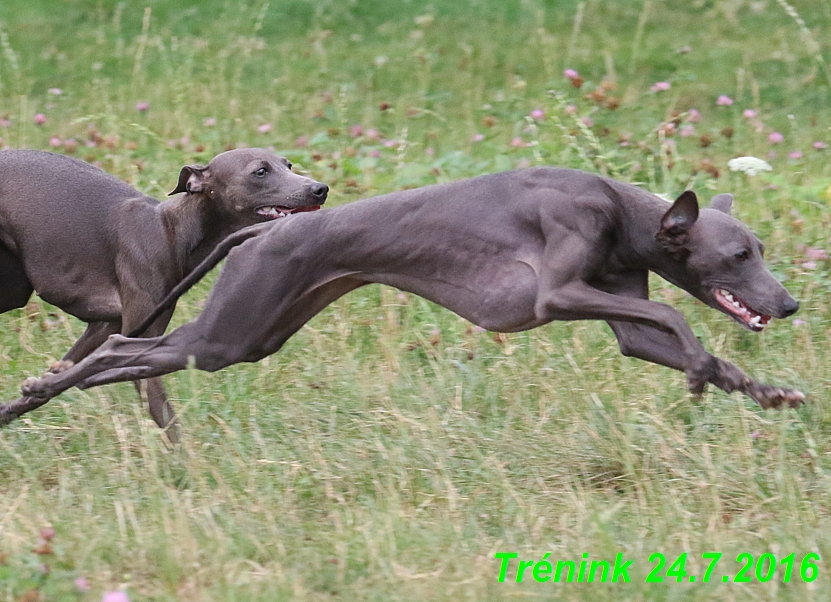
[128,221,276,338]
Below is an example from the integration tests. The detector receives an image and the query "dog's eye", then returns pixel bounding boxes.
[734,250,750,261]
[286,162,293,170]
[254,167,267,177]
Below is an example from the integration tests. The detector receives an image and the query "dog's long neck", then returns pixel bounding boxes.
[159,193,233,277]
[615,190,692,286]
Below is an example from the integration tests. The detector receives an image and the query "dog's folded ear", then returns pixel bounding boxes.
[709,193,733,214]
[169,165,208,196]
[656,190,699,249]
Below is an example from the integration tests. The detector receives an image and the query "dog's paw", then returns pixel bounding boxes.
[750,383,806,409]
[48,360,74,374]
[21,376,49,399]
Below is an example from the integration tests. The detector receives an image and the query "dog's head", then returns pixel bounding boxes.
[169,148,328,224]
[655,190,798,331]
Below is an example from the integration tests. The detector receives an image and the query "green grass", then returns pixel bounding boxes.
[1,1,831,600]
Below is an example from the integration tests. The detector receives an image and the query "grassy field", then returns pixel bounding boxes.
[1,0,830,600]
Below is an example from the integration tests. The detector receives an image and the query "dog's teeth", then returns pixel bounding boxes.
[733,301,741,309]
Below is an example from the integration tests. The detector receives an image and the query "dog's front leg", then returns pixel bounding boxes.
[534,234,804,408]
[535,235,718,384]
[608,321,803,408]
[122,307,179,442]
[599,272,804,408]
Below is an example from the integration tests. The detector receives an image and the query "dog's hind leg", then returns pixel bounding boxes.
[0,320,120,425]
[21,271,366,404]
[21,325,200,402]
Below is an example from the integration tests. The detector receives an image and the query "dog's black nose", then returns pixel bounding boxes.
[310,183,329,201]
[782,298,799,317]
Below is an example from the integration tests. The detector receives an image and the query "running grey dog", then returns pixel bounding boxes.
[16,167,804,421]
[0,148,328,437]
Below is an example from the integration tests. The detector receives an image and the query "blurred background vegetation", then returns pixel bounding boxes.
[0,1,830,600]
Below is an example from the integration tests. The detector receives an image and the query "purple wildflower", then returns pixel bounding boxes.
[716,95,734,106]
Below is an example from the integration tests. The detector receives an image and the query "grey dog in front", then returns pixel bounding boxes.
[0,148,327,436]
[17,167,805,418]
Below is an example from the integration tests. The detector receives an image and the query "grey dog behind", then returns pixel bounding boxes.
[17,167,804,418]
[0,148,328,437]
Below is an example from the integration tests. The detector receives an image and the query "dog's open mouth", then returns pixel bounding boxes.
[714,288,771,332]
[256,205,321,220]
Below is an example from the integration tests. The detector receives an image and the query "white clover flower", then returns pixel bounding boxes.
[727,156,772,176]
